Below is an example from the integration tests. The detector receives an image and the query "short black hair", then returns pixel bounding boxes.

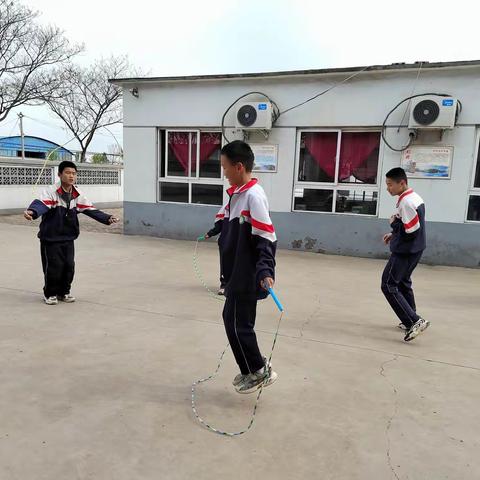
[221,140,255,172]
[58,161,78,173]
[386,167,408,183]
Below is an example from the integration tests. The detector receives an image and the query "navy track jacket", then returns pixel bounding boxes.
[212,179,277,300]
[390,188,426,254]
[27,184,112,242]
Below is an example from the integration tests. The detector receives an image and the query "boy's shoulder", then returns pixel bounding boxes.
[397,189,424,208]
[39,184,60,199]
[43,184,85,198]
[404,191,424,208]
[246,182,267,199]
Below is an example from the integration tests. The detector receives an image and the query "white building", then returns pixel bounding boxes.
[111,60,480,267]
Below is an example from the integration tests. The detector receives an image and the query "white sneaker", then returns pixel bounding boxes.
[232,357,272,386]
[217,288,225,296]
[235,367,278,394]
[44,296,58,305]
[232,373,248,387]
[404,318,429,342]
[419,317,430,332]
[59,294,76,303]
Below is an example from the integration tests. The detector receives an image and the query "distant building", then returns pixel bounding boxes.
[0,135,74,161]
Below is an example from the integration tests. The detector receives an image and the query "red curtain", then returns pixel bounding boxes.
[303,132,338,178]
[169,132,221,174]
[199,133,221,163]
[339,132,380,183]
[168,132,190,173]
[304,131,380,183]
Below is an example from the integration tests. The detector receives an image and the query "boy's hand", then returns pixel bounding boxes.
[383,233,392,245]
[24,210,34,221]
[261,277,275,290]
[204,233,210,239]
[108,216,119,224]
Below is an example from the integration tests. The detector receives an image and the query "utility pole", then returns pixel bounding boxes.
[18,112,25,161]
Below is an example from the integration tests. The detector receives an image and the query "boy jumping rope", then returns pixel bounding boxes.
[24,161,118,305]
[382,167,430,342]
[205,140,278,394]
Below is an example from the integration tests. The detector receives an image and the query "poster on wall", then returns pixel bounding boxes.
[401,146,453,179]
[250,144,278,172]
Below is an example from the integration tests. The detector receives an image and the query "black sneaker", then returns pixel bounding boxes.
[404,318,430,342]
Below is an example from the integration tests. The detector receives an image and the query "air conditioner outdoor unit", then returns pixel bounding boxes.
[408,96,458,130]
[235,102,273,130]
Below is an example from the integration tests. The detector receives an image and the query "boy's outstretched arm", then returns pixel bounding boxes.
[76,193,118,225]
[24,189,57,221]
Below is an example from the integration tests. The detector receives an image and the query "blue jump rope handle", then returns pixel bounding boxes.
[267,287,284,312]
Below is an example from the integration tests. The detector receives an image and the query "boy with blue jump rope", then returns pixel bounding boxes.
[203,140,278,394]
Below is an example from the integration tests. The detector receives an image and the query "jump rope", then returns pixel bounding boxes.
[29,135,79,196]
[191,236,284,436]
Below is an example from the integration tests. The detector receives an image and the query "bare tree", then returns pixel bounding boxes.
[0,0,83,122]
[46,56,133,162]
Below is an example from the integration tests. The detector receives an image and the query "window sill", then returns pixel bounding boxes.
[156,200,221,207]
[291,209,378,218]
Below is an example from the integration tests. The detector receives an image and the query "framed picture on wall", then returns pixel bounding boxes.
[251,144,278,172]
[401,146,453,179]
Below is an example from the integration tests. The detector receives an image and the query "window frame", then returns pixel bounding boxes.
[292,128,382,217]
[158,128,224,206]
[465,129,480,223]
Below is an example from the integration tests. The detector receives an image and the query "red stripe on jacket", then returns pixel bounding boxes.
[241,210,275,233]
[404,214,419,230]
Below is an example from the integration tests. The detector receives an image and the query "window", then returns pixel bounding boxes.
[294,130,381,215]
[158,130,224,206]
[467,137,480,221]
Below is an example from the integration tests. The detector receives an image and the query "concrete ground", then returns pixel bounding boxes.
[0,220,479,480]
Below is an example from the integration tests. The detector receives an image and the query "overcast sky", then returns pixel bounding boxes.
[1,0,477,152]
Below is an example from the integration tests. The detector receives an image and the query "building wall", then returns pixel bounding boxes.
[121,66,480,266]
[123,201,480,267]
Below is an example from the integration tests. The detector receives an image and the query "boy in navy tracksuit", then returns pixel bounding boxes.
[205,140,278,394]
[24,161,118,305]
[382,167,430,342]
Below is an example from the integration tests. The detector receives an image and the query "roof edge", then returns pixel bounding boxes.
[0,135,74,155]
[109,59,480,85]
